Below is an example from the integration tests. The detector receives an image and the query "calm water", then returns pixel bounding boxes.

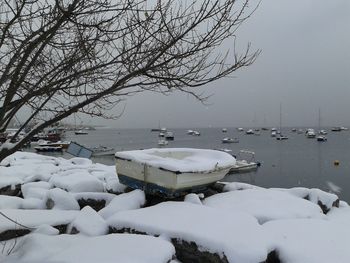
[31,128,350,202]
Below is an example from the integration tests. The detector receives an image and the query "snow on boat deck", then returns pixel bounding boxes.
[115,148,236,173]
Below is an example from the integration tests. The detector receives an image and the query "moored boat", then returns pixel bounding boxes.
[306,129,316,138]
[316,135,327,142]
[158,139,168,146]
[74,130,88,135]
[165,131,174,140]
[38,140,70,149]
[222,137,239,143]
[228,150,260,173]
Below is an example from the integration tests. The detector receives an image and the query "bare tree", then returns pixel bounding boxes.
[0,0,259,161]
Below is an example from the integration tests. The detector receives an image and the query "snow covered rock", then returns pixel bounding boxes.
[263,217,350,263]
[108,201,274,263]
[73,192,117,211]
[0,209,78,241]
[45,188,80,210]
[184,193,203,205]
[49,171,104,193]
[223,182,263,192]
[4,233,176,263]
[203,188,325,224]
[99,190,145,219]
[67,206,108,236]
[21,181,52,198]
[0,196,23,209]
[273,187,339,214]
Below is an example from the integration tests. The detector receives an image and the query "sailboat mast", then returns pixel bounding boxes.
[280,103,282,133]
[318,108,321,131]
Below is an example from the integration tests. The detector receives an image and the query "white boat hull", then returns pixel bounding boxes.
[116,158,230,196]
[229,161,258,173]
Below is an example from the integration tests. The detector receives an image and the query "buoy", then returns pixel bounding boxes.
[334,160,340,166]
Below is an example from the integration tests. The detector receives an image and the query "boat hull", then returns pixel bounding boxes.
[116,158,230,197]
[228,162,258,173]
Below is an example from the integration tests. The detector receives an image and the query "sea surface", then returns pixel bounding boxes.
[30,127,350,202]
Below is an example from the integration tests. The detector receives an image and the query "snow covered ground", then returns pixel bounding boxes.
[0,152,349,263]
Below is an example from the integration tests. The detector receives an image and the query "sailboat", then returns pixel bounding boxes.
[276,103,288,140]
[73,114,88,135]
[317,109,327,142]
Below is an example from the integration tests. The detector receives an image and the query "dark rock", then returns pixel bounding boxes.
[210,182,226,193]
[0,184,22,196]
[110,227,229,263]
[0,229,31,241]
[77,198,106,211]
[171,238,228,263]
[53,224,68,234]
[69,226,79,235]
[264,250,281,263]
[0,224,69,242]
[317,199,339,214]
[304,194,340,214]
[46,198,55,209]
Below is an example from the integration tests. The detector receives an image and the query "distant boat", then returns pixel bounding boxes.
[276,103,288,140]
[165,131,174,140]
[158,139,168,146]
[306,129,316,138]
[91,146,115,156]
[245,129,254,135]
[331,127,342,132]
[187,130,194,135]
[192,130,201,136]
[237,128,244,132]
[316,135,327,142]
[228,150,260,174]
[271,131,277,137]
[74,130,88,135]
[222,128,227,133]
[317,109,327,141]
[276,135,288,140]
[222,137,239,144]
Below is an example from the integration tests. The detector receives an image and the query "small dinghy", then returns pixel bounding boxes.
[115,148,235,197]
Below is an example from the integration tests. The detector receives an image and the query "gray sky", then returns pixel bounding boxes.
[89,0,350,129]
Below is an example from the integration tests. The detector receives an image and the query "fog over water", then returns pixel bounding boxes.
[74,0,350,129]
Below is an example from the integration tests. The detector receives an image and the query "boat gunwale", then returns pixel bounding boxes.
[115,156,233,175]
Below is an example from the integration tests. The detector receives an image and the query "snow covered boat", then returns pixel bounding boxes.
[115,148,235,197]
[38,140,70,149]
[91,145,115,156]
[34,146,63,152]
[228,150,260,173]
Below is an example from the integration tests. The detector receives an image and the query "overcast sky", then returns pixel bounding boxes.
[86,0,350,129]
